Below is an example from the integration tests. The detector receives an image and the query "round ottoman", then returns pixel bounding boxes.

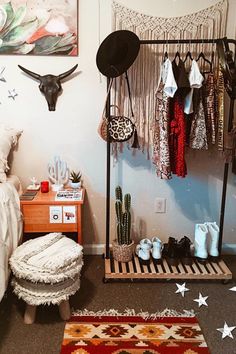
[10,232,83,324]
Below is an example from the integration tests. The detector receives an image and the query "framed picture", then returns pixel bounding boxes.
[0,0,78,56]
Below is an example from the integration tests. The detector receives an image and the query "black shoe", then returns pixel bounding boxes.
[177,236,193,265]
[163,237,179,266]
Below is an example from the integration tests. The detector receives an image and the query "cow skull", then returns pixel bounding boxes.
[18,64,78,111]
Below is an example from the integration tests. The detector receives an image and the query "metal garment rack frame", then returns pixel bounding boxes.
[104,37,236,281]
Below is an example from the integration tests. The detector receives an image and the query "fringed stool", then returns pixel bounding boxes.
[9,233,83,324]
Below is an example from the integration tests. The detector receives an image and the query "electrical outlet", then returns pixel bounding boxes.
[155,198,166,213]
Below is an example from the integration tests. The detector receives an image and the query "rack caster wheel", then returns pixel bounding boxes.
[103,277,108,283]
[222,279,230,284]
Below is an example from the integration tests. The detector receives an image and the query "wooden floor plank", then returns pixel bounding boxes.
[121,262,127,274]
[134,256,142,273]
[128,260,134,273]
[114,260,119,274]
[211,261,223,274]
[177,262,186,275]
[162,259,171,274]
[105,258,111,274]
[149,261,157,274]
[191,262,201,274]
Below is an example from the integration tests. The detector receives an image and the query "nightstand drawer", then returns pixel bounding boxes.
[22,205,78,233]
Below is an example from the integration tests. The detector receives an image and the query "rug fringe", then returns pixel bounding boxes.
[72,308,195,319]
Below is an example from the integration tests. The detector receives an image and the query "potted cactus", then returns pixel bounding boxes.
[69,171,82,189]
[113,186,135,262]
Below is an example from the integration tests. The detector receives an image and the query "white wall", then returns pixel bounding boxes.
[1,0,236,249]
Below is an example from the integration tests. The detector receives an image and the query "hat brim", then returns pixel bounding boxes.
[96,30,140,78]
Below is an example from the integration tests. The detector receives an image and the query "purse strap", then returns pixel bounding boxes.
[124,71,134,117]
[102,72,134,118]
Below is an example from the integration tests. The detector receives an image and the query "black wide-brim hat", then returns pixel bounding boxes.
[96,30,140,78]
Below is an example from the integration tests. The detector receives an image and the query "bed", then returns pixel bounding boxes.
[0,124,23,302]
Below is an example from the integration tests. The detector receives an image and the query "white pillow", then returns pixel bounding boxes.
[0,125,23,182]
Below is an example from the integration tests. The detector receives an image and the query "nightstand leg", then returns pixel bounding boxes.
[59,300,71,320]
[24,304,36,324]
[77,206,82,244]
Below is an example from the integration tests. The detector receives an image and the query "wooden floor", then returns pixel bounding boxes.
[105,254,232,281]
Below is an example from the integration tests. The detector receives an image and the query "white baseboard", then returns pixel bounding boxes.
[83,243,236,256]
[222,243,236,255]
[83,244,106,255]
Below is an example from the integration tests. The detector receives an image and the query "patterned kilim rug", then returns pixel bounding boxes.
[60,310,210,354]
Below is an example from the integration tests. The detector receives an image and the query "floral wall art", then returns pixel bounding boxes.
[0,0,78,55]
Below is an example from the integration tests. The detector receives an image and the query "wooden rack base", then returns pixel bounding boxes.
[104,254,232,282]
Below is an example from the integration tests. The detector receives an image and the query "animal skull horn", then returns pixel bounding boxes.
[18,64,78,111]
[59,64,78,80]
[18,65,41,80]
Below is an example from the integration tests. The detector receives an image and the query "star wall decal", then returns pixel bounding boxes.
[0,67,6,82]
[175,283,189,297]
[8,89,18,100]
[229,286,236,292]
[217,322,236,339]
[193,293,208,307]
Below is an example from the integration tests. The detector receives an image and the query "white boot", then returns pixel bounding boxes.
[194,223,208,260]
[151,237,163,261]
[205,222,219,258]
[136,238,152,261]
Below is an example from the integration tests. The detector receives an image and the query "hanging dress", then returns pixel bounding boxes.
[153,58,177,179]
[169,58,190,178]
[205,72,217,145]
[189,86,208,150]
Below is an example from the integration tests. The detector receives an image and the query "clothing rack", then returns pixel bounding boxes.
[104,37,236,282]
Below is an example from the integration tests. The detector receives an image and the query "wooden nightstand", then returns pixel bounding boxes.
[20,189,85,244]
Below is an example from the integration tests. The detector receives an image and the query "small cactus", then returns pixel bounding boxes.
[115,186,132,245]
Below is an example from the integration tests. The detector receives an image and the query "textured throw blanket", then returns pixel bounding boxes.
[0,182,22,301]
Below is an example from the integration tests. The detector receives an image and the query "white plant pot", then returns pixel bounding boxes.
[70,181,81,189]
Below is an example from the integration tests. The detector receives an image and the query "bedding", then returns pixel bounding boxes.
[0,124,22,182]
[0,175,23,302]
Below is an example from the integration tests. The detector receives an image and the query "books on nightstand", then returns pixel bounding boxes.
[55,190,82,201]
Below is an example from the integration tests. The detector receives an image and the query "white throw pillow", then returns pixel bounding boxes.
[0,124,23,182]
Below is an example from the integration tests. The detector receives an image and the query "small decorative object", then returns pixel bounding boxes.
[18,64,78,111]
[112,186,134,263]
[40,180,49,193]
[193,293,208,307]
[175,283,189,297]
[27,177,40,190]
[0,67,6,82]
[217,322,236,339]
[229,286,236,292]
[69,170,82,189]
[48,156,69,192]
[8,89,18,100]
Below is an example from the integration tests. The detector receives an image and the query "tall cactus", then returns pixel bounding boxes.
[115,186,132,245]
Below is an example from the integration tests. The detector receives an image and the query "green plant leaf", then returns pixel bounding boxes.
[1,5,27,37]
[0,42,35,54]
[1,3,14,31]
[3,18,39,46]
[0,7,7,32]
[32,35,62,53]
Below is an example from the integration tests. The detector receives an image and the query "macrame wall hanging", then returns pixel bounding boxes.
[111,0,228,158]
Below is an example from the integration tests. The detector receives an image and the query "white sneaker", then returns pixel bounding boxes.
[151,237,163,261]
[136,238,152,261]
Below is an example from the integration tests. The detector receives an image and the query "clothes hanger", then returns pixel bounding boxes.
[196,51,212,73]
[184,51,194,63]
